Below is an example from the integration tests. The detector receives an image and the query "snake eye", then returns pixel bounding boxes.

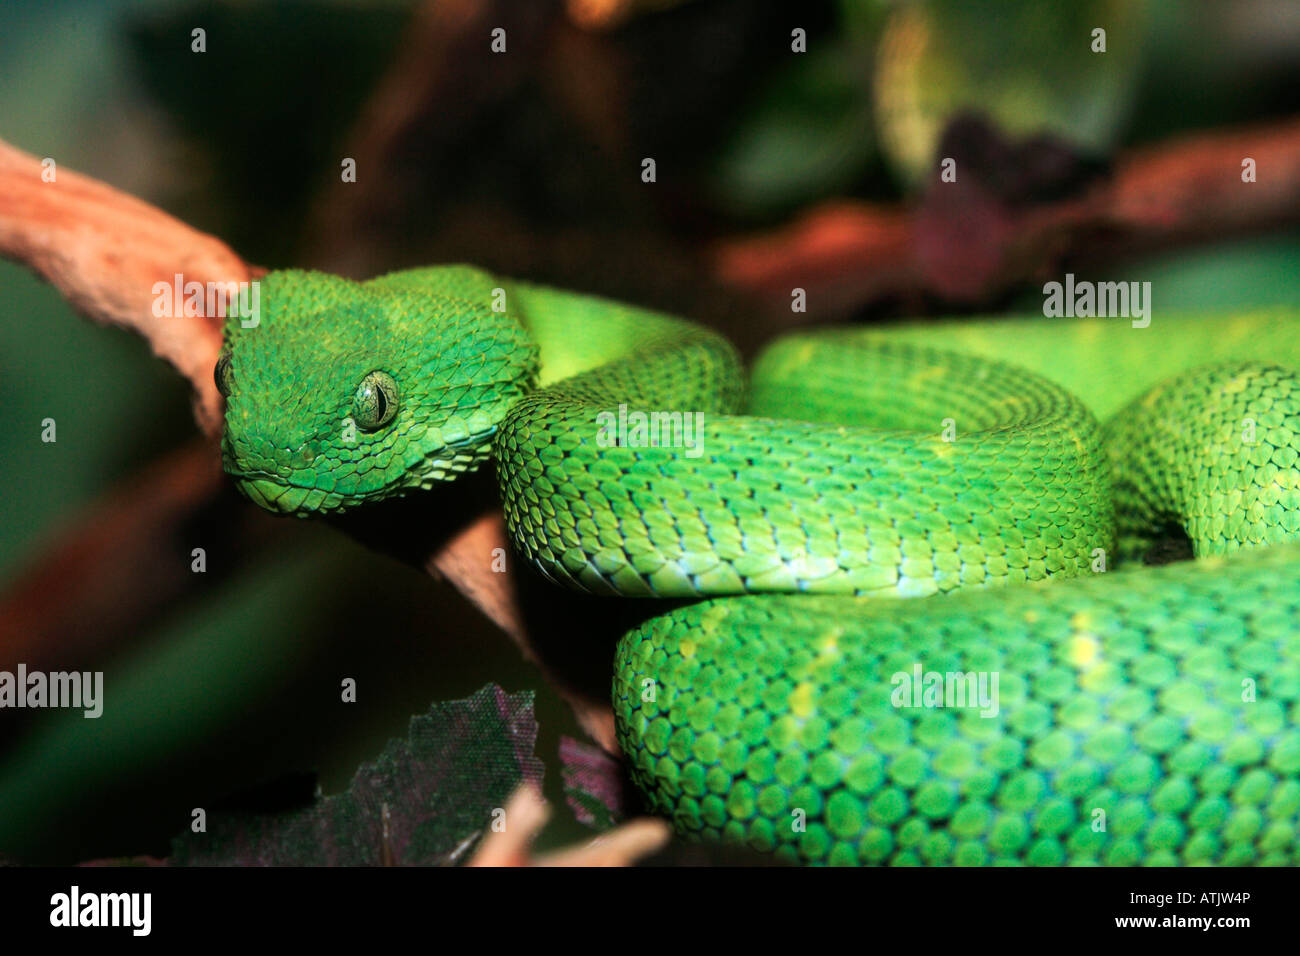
[353,370,399,431]
[214,351,233,397]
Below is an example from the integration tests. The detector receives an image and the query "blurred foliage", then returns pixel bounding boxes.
[710,37,882,218]
[710,0,1300,213]
[871,0,1148,187]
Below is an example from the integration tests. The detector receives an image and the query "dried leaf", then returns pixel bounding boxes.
[559,735,628,829]
[171,684,543,866]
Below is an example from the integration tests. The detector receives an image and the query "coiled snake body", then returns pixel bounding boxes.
[220,267,1300,865]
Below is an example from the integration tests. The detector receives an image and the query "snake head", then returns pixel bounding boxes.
[218,267,538,515]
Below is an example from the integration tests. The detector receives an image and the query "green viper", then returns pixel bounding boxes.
[219,266,1300,865]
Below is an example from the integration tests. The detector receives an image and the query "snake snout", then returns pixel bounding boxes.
[236,477,313,515]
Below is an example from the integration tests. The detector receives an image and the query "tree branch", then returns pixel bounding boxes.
[0,139,251,434]
[713,116,1300,313]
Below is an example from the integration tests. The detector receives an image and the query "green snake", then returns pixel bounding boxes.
[218,266,1300,865]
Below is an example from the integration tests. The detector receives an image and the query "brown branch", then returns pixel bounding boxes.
[1108,116,1300,238]
[0,140,251,434]
[713,202,914,315]
[0,134,618,751]
[713,116,1300,313]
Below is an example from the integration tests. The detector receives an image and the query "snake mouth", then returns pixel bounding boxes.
[226,429,498,516]
[234,476,323,515]
[227,471,375,516]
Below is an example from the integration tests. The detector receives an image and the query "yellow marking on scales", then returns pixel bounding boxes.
[1076,320,1106,342]
[1272,470,1300,491]
[1221,373,1251,396]
[910,363,949,389]
[1068,610,1111,690]
[1068,612,1100,666]
[790,341,818,370]
[929,437,956,459]
[1070,429,1089,458]
[1069,633,1101,669]
[810,627,842,669]
[789,681,816,719]
[1226,313,1258,345]
[788,630,844,718]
